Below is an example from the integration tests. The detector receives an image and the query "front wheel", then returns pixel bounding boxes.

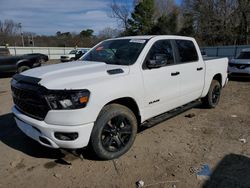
[17,66,30,73]
[90,104,137,160]
[38,58,46,64]
[201,80,221,108]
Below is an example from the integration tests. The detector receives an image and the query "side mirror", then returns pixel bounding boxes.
[146,54,168,69]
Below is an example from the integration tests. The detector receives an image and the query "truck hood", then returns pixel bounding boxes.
[230,59,250,64]
[21,61,130,89]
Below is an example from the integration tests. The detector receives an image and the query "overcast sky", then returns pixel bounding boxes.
[0,0,182,35]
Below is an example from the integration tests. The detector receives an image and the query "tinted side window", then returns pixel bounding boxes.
[148,40,174,65]
[175,40,198,63]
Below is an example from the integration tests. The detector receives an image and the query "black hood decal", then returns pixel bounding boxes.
[13,74,41,84]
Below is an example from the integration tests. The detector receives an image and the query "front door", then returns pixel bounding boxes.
[141,40,182,120]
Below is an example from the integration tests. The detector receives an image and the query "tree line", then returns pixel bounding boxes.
[112,0,250,46]
[0,20,120,47]
[1,0,249,47]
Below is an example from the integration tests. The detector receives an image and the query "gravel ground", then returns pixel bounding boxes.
[0,62,249,188]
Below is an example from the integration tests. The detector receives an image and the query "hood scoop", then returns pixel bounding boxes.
[107,68,124,75]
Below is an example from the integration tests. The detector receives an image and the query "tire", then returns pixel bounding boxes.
[90,104,138,160]
[38,58,46,64]
[17,66,30,73]
[201,80,221,108]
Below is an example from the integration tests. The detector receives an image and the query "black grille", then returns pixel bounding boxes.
[230,73,250,77]
[11,85,50,120]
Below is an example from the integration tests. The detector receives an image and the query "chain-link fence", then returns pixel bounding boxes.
[0,46,90,59]
[201,45,250,59]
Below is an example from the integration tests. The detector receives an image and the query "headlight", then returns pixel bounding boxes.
[45,90,90,110]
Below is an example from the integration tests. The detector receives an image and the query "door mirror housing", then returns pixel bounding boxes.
[146,54,168,69]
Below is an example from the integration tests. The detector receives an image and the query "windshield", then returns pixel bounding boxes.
[237,51,250,59]
[82,39,148,65]
[69,50,76,54]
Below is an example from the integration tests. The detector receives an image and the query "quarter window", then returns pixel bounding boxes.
[175,40,198,63]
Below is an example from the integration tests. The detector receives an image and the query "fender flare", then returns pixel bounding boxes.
[16,59,31,67]
[97,96,142,124]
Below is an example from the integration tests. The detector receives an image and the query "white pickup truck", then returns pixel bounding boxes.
[11,36,228,160]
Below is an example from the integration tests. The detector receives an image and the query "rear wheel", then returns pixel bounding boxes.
[90,104,137,160]
[201,80,221,108]
[17,66,30,73]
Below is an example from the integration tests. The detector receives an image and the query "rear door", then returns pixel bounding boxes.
[173,40,205,104]
[141,40,182,119]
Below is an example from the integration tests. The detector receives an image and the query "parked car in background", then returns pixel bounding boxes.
[11,36,228,160]
[0,48,48,73]
[60,49,77,62]
[228,48,250,77]
[60,49,88,62]
[0,48,11,56]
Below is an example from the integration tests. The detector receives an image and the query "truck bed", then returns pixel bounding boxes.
[201,57,228,97]
[203,56,225,61]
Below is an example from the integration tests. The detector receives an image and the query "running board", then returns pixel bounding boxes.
[140,100,201,131]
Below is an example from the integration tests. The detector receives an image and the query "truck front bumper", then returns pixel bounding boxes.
[228,67,250,77]
[12,106,94,149]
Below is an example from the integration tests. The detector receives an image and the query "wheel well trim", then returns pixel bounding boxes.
[213,73,223,86]
[100,97,142,125]
[17,59,31,67]
[201,73,223,98]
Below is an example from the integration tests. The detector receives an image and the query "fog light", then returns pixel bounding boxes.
[54,132,78,141]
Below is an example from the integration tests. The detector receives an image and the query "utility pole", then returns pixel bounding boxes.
[21,33,24,47]
[31,35,34,47]
[18,23,24,47]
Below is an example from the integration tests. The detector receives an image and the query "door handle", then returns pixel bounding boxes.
[171,72,180,76]
[197,67,203,71]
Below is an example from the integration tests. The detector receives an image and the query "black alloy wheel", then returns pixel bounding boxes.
[90,104,137,160]
[201,80,221,108]
[101,115,132,152]
[211,84,221,105]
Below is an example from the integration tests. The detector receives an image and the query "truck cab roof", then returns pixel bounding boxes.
[113,35,195,41]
